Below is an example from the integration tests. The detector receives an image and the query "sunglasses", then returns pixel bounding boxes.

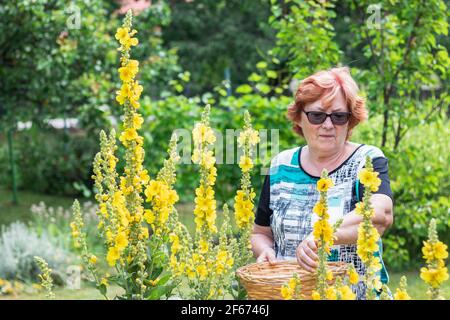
[302,110,351,125]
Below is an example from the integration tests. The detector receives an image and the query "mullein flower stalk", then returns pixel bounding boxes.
[168,106,235,299]
[356,156,383,300]
[393,276,411,300]
[72,10,177,300]
[311,169,335,300]
[115,10,149,299]
[34,256,55,299]
[420,218,448,300]
[232,110,259,299]
[70,200,106,298]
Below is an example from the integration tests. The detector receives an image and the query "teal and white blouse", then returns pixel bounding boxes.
[255,144,393,300]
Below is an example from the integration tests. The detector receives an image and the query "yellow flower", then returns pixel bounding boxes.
[313,201,327,217]
[100,277,109,287]
[422,241,448,262]
[355,202,365,215]
[89,255,98,265]
[115,27,130,44]
[192,123,216,145]
[106,246,120,266]
[288,278,297,290]
[317,177,334,192]
[348,267,359,285]
[311,290,321,300]
[145,180,161,200]
[139,227,149,240]
[420,266,449,288]
[123,36,139,48]
[199,238,209,254]
[119,66,135,82]
[115,232,128,250]
[169,233,181,254]
[394,289,411,300]
[325,287,337,300]
[120,128,138,142]
[196,264,208,280]
[281,286,293,300]
[132,114,144,129]
[248,129,260,146]
[358,168,381,192]
[339,286,356,300]
[326,270,333,281]
[239,155,253,172]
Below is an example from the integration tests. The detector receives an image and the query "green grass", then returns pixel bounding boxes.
[0,186,77,226]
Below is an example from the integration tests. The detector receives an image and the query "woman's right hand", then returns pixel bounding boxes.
[256,247,277,264]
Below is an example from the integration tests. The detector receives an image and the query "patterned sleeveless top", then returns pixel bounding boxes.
[266,144,390,300]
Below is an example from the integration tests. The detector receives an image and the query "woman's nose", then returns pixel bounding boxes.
[321,116,334,129]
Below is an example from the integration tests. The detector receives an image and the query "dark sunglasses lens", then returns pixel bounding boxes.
[307,112,327,124]
[331,113,350,125]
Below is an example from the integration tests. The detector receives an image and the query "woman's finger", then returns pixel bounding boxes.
[303,245,319,263]
[306,237,318,252]
[297,247,316,272]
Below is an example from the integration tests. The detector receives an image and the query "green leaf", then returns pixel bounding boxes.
[236,84,253,94]
[248,73,262,82]
[266,70,277,79]
[256,61,268,69]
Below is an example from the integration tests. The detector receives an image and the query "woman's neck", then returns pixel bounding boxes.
[306,142,349,172]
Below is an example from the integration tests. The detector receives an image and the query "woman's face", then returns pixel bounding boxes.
[298,90,349,154]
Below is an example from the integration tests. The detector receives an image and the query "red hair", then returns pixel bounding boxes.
[287,67,368,140]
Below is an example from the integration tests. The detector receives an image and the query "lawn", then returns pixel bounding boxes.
[0,186,448,300]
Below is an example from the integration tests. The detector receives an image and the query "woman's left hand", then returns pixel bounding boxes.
[296,234,318,272]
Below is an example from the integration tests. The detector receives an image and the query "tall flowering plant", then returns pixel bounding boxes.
[71,10,178,300]
[169,105,235,299]
[355,156,383,300]
[231,111,259,299]
[310,170,337,300]
[420,218,448,299]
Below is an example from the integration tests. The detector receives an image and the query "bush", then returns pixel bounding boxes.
[0,125,98,197]
[0,222,73,283]
[353,116,450,271]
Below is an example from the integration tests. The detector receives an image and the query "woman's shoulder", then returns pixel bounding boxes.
[351,142,386,159]
[270,146,302,168]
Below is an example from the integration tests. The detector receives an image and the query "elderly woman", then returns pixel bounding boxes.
[251,67,394,300]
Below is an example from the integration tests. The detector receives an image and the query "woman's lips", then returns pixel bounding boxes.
[319,135,334,138]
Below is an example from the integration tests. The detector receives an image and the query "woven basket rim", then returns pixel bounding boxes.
[236,260,348,281]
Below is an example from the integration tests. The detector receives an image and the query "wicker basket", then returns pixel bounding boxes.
[236,260,348,300]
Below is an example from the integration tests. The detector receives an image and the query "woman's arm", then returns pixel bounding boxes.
[250,224,277,264]
[334,193,394,245]
[296,193,393,271]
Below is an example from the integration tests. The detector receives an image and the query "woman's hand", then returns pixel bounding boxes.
[256,247,277,264]
[296,234,318,272]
